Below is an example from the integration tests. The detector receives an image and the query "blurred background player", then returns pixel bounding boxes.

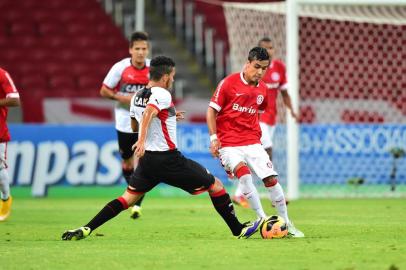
[232,37,299,207]
[99,31,150,219]
[0,67,20,221]
[62,56,262,240]
[207,47,304,237]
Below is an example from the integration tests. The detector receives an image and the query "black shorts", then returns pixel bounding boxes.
[129,150,215,195]
[117,130,138,160]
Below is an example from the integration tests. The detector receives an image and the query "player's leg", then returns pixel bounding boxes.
[207,177,264,239]
[220,146,266,218]
[62,163,157,240]
[259,122,274,161]
[262,176,304,237]
[0,143,12,221]
[61,188,142,241]
[247,144,304,237]
[117,130,145,218]
[220,158,249,208]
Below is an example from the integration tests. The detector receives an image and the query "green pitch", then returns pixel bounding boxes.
[1,187,405,270]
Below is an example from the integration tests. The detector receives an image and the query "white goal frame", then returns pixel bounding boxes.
[286,0,406,200]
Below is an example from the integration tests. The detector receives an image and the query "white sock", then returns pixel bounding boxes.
[239,174,266,218]
[0,168,10,200]
[267,182,290,224]
[234,181,243,197]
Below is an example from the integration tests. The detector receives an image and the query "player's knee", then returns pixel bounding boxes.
[263,176,278,187]
[208,178,226,197]
[123,187,143,206]
[234,164,250,179]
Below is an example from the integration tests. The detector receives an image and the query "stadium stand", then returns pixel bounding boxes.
[0,0,128,122]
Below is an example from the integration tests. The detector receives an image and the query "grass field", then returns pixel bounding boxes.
[1,187,405,270]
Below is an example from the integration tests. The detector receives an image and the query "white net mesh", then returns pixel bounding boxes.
[223,2,406,197]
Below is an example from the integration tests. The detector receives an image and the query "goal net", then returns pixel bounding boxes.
[223,1,406,198]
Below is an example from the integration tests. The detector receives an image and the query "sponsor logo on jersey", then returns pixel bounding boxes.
[232,103,257,114]
[121,84,146,93]
[134,96,149,107]
[257,95,264,105]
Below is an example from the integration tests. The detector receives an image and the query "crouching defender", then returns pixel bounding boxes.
[62,56,263,241]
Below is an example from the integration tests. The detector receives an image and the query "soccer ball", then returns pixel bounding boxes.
[260,215,288,239]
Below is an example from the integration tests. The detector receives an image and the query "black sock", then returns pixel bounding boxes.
[122,168,133,184]
[85,198,128,231]
[210,191,244,236]
[134,194,145,207]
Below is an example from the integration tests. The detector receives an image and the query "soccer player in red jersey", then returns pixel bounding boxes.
[0,68,20,221]
[99,31,150,219]
[233,37,299,207]
[207,47,304,237]
[258,37,298,159]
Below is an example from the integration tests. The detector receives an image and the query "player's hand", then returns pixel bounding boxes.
[134,140,146,158]
[291,111,299,122]
[176,111,186,121]
[210,139,221,158]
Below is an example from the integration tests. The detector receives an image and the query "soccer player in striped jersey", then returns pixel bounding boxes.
[99,31,150,219]
[0,68,21,221]
[62,56,263,241]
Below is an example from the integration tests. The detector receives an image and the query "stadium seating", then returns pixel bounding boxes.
[1,0,128,122]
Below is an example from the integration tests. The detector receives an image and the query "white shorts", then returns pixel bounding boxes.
[260,122,275,149]
[0,142,7,169]
[219,144,278,180]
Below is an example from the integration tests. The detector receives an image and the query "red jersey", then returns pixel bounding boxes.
[259,59,287,125]
[0,68,20,142]
[209,72,268,147]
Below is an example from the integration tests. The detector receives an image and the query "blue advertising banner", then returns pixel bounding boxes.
[8,124,406,197]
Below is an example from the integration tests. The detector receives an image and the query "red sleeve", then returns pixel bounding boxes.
[209,78,228,112]
[279,61,288,88]
[0,70,19,96]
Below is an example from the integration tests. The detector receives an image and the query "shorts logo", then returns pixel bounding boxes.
[267,162,273,169]
[257,95,264,105]
[271,72,280,81]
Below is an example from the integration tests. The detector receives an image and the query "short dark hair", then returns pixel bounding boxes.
[149,56,176,81]
[247,47,269,62]
[258,37,272,46]
[130,31,149,47]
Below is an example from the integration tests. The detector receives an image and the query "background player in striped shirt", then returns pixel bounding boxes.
[99,31,150,219]
[207,47,304,237]
[0,67,20,221]
[62,56,263,240]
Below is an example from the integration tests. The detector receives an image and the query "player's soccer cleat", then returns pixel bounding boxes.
[0,196,12,221]
[232,195,250,209]
[130,205,142,219]
[237,217,265,239]
[61,226,91,241]
[287,222,305,238]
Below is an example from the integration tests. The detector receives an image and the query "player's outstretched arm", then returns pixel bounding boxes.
[281,90,299,121]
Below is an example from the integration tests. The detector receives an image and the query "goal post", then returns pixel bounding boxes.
[223,0,406,199]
